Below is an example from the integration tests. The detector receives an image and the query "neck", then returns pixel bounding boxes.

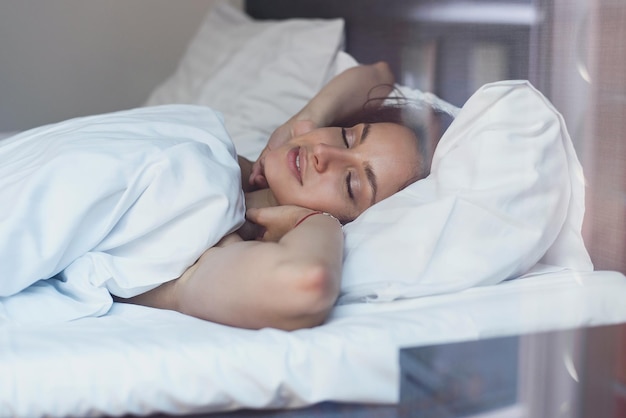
[245,188,278,210]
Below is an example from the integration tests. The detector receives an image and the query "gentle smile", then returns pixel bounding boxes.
[288,147,303,183]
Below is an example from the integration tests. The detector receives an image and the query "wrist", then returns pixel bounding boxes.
[293,210,341,229]
[294,109,328,129]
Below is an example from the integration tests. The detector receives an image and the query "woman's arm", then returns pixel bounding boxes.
[249,62,395,188]
[126,207,343,331]
[294,61,394,127]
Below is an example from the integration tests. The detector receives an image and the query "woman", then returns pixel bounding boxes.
[124,62,432,331]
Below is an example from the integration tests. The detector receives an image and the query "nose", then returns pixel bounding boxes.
[311,143,349,172]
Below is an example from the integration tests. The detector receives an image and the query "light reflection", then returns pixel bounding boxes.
[573,271,584,286]
[408,2,539,26]
[563,352,580,383]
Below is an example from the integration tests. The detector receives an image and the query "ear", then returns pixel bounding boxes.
[291,119,317,137]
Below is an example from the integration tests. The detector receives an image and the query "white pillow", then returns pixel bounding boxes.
[339,80,593,304]
[145,1,344,160]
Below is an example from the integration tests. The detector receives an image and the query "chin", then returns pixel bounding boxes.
[266,184,290,206]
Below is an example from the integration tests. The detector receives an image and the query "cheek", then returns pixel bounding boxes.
[272,186,315,207]
[271,180,328,208]
[263,150,281,179]
[263,152,289,194]
[291,185,353,220]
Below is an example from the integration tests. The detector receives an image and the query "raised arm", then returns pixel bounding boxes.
[293,60,395,127]
[125,206,343,331]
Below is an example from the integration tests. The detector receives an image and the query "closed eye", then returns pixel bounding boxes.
[341,128,349,148]
[346,172,354,200]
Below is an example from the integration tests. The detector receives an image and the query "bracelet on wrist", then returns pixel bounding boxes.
[294,211,341,228]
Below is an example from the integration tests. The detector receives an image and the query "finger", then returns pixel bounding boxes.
[245,207,264,225]
[291,120,317,137]
[249,166,268,188]
[252,174,268,189]
[246,209,275,242]
[258,229,271,242]
[249,161,262,185]
[249,150,269,186]
[246,206,279,228]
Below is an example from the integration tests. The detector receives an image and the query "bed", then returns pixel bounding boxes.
[2,1,626,417]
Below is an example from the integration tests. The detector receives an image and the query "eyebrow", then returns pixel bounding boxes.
[364,163,377,206]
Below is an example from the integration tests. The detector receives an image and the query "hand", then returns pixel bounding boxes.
[236,220,264,241]
[245,205,317,242]
[249,63,395,190]
[249,119,317,189]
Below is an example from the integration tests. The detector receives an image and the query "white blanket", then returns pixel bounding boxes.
[0,105,244,324]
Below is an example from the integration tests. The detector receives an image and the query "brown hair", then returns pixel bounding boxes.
[334,86,454,180]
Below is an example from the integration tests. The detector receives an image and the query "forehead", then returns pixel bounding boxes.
[363,123,421,201]
[365,122,418,151]
[360,123,421,202]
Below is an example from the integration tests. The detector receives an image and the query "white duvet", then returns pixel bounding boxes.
[0,105,244,324]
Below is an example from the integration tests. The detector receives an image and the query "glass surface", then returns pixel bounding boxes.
[399,324,623,418]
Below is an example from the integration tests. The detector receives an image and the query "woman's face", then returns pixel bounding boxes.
[263,122,422,222]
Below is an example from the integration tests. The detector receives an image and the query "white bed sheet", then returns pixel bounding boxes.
[2,269,625,417]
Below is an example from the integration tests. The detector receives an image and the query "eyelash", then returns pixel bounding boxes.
[341,128,355,200]
[346,172,354,200]
[341,128,350,148]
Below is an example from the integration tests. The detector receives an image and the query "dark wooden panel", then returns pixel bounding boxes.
[246,0,417,75]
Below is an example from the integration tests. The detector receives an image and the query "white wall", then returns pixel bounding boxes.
[0,1,240,132]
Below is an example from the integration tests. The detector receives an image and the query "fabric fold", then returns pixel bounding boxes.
[340,80,592,304]
[0,105,244,324]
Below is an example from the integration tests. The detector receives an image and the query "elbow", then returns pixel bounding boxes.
[372,61,395,86]
[303,263,341,315]
[282,263,341,330]
[363,61,395,101]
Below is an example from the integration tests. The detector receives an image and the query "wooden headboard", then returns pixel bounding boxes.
[246,0,415,74]
[246,0,539,108]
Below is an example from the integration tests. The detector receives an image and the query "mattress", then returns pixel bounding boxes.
[2,269,625,417]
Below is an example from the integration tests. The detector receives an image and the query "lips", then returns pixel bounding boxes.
[288,147,302,183]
